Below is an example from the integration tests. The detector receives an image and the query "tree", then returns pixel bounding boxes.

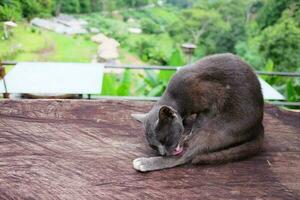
[166,0,193,8]
[20,0,53,20]
[0,0,22,21]
[259,16,300,71]
[256,0,298,29]
[79,0,91,13]
[180,7,230,45]
[90,0,101,12]
[59,0,80,13]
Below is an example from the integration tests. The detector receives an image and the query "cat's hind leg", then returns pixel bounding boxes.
[183,121,264,162]
[191,131,263,164]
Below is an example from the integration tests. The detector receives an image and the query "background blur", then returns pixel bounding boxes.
[0,0,299,104]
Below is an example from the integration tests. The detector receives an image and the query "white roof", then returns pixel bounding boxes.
[0,79,6,93]
[258,77,285,100]
[1,62,104,94]
[4,21,17,27]
[128,27,142,34]
[31,18,87,35]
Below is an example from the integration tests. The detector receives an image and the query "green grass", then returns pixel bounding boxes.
[0,23,97,62]
[46,33,97,62]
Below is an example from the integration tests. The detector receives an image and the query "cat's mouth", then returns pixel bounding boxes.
[171,133,189,156]
[172,145,184,156]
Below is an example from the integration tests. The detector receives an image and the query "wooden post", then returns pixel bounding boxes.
[0,62,9,98]
[3,24,8,39]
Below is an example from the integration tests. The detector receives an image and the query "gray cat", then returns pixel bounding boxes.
[132,53,264,172]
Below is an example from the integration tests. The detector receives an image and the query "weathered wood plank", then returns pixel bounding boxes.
[0,100,299,200]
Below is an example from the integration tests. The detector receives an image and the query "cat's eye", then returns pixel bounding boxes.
[149,144,158,151]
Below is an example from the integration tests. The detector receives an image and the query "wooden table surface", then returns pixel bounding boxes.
[0,100,299,200]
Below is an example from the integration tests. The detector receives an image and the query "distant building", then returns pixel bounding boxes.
[31,14,87,35]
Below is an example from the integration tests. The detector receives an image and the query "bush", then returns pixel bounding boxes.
[79,0,91,13]
[0,5,21,21]
[135,38,169,65]
[60,0,80,13]
[20,0,53,20]
[140,18,162,34]
[0,0,22,21]
[259,16,300,71]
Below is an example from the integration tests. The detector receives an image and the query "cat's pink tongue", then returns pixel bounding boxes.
[172,146,183,156]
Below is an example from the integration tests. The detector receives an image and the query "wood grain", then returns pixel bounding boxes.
[0,99,299,200]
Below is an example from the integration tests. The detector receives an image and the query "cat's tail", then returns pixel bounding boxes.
[191,132,264,164]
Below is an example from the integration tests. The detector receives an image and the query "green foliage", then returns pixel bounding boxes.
[79,0,91,13]
[116,69,132,96]
[101,70,132,96]
[256,0,297,29]
[0,0,157,19]
[101,48,185,97]
[0,0,53,20]
[101,73,118,96]
[166,0,193,8]
[179,6,230,55]
[286,79,300,102]
[0,0,22,21]
[20,0,53,19]
[0,24,97,62]
[135,37,168,64]
[207,0,251,53]
[59,0,80,13]
[158,48,185,85]
[259,16,300,72]
[140,18,162,34]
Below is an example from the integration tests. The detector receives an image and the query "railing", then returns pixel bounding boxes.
[1,61,300,107]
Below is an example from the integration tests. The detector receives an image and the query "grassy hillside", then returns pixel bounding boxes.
[0,24,97,62]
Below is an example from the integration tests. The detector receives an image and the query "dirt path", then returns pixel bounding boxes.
[121,51,146,65]
[36,43,55,61]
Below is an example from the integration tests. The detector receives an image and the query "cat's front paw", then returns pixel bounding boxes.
[133,157,159,172]
[133,157,149,172]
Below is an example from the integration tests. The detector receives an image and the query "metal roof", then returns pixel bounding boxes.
[258,78,285,100]
[1,62,104,94]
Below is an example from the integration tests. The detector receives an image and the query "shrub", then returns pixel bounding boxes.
[20,0,53,20]
[140,18,162,34]
[0,0,22,21]
[259,16,300,71]
[60,0,80,14]
[79,0,91,13]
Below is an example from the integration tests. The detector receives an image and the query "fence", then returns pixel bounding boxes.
[1,61,300,107]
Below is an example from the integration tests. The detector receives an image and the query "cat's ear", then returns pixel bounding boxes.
[131,113,147,123]
[159,106,175,121]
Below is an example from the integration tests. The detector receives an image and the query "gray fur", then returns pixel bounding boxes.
[132,53,264,172]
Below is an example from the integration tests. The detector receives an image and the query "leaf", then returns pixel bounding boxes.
[158,70,175,85]
[158,48,184,84]
[144,70,159,87]
[286,80,296,101]
[117,69,132,96]
[101,73,117,95]
[261,59,274,83]
[168,48,185,66]
[147,84,165,97]
[264,59,274,72]
[134,82,147,96]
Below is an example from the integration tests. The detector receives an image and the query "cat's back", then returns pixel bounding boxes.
[181,53,251,78]
[164,53,263,117]
[172,53,259,89]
